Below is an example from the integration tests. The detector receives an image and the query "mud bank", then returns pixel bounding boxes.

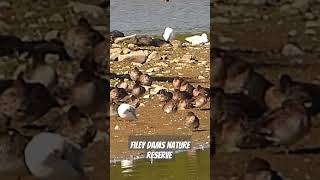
[110,36,210,160]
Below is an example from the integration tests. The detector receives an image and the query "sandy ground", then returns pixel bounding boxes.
[110,45,210,160]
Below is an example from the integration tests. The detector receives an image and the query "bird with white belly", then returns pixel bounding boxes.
[163,27,175,41]
[185,33,208,45]
[117,103,138,121]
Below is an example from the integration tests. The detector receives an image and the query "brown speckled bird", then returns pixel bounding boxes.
[71,69,107,115]
[184,112,200,131]
[64,17,105,61]
[180,81,195,94]
[217,117,247,152]
[127,96,140,108]
[110,86,128,101]
[0,72,59,133]
[258,99,311,147]
[172,90,193,101]
[162,99,177,113]
[172,77,185,90]
[57,106,97,148]
[192,94,208,108]
[129,67,142,81]
[264,74,291,110]
[178,99,193,110]
[131,81,146,97]
[157,89,173,102]
[193,85,210,97]
[139,74,153,86]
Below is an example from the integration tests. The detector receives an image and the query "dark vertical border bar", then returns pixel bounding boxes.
[210,1,215,180]
[105,0,110,179]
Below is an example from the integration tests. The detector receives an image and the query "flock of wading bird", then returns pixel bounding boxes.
[0,16,108,179]
[110,66,210,131]
[212,48,320,152]
[109,23,209,132]
[110,45,320,154]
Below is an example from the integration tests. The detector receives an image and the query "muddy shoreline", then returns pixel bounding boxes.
[110,35,210,161]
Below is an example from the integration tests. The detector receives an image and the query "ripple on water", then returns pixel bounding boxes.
[110,0,210,35]
[111,150,210,180]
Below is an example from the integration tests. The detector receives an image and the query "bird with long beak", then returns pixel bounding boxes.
[117,103,138,120]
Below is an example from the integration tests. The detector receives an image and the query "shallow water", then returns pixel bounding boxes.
[111,150,210,180]
[110,0,210,35]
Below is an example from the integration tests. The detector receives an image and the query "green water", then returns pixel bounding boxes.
[111,150,210,180]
